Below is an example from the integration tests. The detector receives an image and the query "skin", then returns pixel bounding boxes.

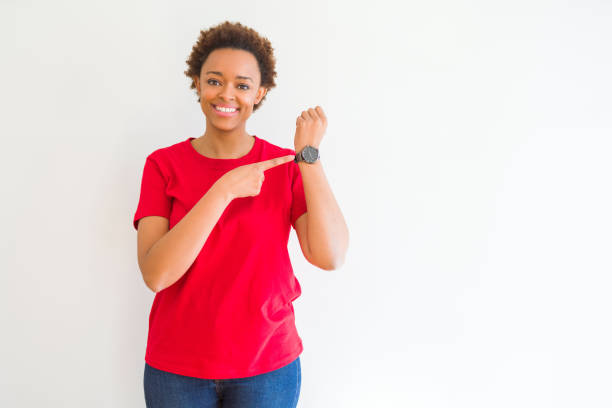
[192,47,349,270]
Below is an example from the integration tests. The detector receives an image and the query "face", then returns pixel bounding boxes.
[194,48,267,132]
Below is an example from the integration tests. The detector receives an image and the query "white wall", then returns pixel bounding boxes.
[2,0,611,406]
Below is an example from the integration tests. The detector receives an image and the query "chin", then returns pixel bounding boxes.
[207,118,239,131]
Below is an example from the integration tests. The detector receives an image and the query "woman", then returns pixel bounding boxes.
[133,21,349,407]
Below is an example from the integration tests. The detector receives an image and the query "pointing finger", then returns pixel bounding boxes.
[257,154,295,171]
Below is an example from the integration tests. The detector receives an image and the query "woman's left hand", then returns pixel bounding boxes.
[294,106,327,152]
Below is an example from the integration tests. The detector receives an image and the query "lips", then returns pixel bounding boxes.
[212,104,239,110]
[211,104,240,117]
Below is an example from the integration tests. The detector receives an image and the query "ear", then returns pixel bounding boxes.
[193,76,200,94]
[255,87,268,104]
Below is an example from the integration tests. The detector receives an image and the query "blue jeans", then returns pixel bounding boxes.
[143,356,301,407]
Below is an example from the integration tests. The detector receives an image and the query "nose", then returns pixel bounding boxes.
[218,84,235,101]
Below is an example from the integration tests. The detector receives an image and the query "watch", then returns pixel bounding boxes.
[294,145,320,164]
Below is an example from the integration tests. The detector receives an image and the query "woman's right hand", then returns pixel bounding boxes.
[214,154,295,200]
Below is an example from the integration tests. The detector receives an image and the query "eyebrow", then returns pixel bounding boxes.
[205,71,253,83]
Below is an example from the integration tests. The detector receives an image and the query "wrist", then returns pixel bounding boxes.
[211,180,234,204]
[297,159,322,167]
[295,143,319,152]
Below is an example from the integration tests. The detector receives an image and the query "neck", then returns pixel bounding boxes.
[197,122,253,159]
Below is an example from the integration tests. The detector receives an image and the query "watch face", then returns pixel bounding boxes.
[303,146,319,163]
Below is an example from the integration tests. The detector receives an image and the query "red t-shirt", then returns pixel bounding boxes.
[133,135,307,379]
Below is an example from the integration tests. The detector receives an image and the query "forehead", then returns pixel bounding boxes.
[201,48,260,79]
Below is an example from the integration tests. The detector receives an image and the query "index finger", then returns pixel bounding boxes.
[256,154,296,171]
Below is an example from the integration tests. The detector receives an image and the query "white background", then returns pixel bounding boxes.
[2,0,611,406]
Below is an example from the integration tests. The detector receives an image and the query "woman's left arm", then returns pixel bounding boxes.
[293,106,349,270]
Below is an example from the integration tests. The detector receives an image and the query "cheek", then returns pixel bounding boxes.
[202,89,215,100]
[240,96,256,110]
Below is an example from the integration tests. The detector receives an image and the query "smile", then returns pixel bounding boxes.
[213,105,239,113]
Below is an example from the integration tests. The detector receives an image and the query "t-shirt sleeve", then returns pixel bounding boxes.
[133,155,172,230]
[289,159,308,230]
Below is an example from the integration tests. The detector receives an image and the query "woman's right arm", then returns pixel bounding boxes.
[137,181,233,293]
[136,154,294,293]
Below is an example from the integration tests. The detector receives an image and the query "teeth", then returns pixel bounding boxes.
[215,105,237,113]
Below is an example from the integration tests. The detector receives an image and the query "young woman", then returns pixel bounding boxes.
[133,21,349,407]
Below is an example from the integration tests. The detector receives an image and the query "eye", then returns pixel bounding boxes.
[207,79,249,90]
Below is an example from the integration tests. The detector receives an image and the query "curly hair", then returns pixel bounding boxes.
[184,21,277,112]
